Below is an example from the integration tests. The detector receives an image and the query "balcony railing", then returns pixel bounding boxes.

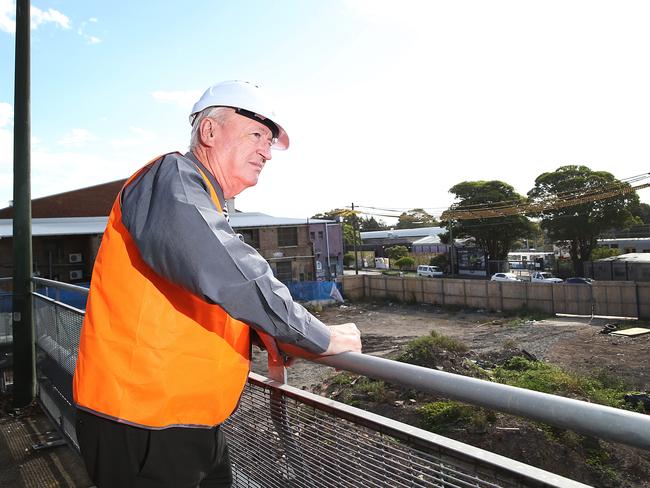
[25,277,650,487]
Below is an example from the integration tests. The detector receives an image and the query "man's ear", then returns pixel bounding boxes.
[199,117,216,146]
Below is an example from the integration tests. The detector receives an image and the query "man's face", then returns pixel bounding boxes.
[208,111,274,199]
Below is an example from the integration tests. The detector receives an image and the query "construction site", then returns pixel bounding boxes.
[3,1,650,487]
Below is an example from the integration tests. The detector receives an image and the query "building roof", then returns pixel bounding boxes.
[412,235,443,245]
[597,253,650,262]
[360,227,444,240]
[0,179,126,219]
[0,213,335,238]
[0,217,109,238]
[598,238,650,242]
[230,212,333,228]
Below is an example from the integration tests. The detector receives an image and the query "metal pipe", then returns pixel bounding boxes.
[32,277,89,295]
[314,351,650,451]
[11,0,34,408]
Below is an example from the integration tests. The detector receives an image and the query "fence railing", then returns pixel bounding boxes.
[342,274,650,319]
[27,277,650,486]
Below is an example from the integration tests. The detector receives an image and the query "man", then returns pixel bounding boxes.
[73,80,362,488]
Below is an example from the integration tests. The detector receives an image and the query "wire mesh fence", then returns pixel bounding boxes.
[224,375,566,488]
[33,293,82,447]
[29,281,586,488]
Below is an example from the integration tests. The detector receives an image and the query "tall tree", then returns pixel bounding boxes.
[395,208,438,229]
[528,165,639,274]
[359,216,388,231]
[311,208,359,247]
[446,180,535,263]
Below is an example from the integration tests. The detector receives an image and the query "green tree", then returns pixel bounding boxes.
[590,246,621,260]
[429,254,449,271]
[528,165,639,275]
[630,202,650,224]
[384,245,409,261]
[395,208,438,229]
[312,208,360,248]
[359,216,388,231]
[445,181,535,264]
[343,252,355,267]
[394,256,415,270]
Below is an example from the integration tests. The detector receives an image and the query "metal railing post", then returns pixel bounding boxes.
[11,0,34,408]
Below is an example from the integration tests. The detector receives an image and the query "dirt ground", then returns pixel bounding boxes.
[254,301,649,392]
[251,301,650,488]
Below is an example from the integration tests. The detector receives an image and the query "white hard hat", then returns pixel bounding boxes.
[189,80,289,150]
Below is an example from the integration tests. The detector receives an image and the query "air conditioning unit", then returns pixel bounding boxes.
[69,253,83,263]
[69,270,83,280]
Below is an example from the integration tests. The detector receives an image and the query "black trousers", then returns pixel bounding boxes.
[75,409,232,488]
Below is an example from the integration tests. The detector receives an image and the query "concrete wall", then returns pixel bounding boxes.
[342,275,647,318]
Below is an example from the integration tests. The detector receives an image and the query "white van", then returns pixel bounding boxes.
[417,265,443,277]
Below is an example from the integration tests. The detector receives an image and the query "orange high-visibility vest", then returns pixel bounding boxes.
[73,155,250,429]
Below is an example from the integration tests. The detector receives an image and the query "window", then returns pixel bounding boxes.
[239,229,260,249]
[310,232,315,240]
[275,261,292,283]
[318,231,324,239]
[277,227,298,247]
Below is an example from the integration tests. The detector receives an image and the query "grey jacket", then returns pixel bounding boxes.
[120,151,330,354]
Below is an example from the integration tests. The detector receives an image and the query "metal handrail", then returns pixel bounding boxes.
[31,277,650,451]
[314,352,650,451]
[32,276,89,295]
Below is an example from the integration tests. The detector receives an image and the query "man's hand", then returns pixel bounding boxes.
[323,323,362,356]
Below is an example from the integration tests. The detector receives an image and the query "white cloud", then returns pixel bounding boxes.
[152,90,202,111]
[1,1,70,34]
[0,102,12,127]
[31,5,70,30]
[0,102,13,207]
[58,128,96,147]
[78,18,101,44]
[0,0,13,33]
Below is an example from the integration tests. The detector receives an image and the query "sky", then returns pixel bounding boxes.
[1,0,650,223]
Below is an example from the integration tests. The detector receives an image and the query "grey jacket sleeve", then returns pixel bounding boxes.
[121,154,331,354]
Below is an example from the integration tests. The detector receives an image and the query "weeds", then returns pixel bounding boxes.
[396,330,468,367]
[493,357,630,408]
[418,401,495,433]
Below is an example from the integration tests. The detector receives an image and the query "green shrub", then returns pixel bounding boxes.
[418,401,473,432]
[493,357,629,408]
[394,256,415,270]
[397,330,468,367]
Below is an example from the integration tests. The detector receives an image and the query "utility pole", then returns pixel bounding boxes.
[351,202,359,275]
[448,220,454,277]
[12,0,34,408]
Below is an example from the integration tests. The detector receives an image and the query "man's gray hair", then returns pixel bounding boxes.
[189,106,233,150]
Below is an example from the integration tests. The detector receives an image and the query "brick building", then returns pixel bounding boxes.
[0,181,342,284]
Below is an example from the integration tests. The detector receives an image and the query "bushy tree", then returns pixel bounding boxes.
[395,208,438,229]
[385,245,409,261]
[429,254,449,271]
[358,216,388,231]
[528,165,639,274]
[394,256,415,270]
[445,181,535,262]
[590,246,621,260]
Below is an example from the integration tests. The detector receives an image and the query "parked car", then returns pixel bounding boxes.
[530,271,563,283]
[564,277,594,285]
[490,272,519,282]
[417,265,443,277]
